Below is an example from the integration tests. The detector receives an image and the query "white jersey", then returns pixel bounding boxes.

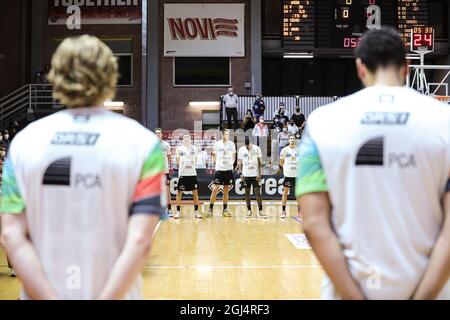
[176,144,197,176]
[238,145,262,177]
[280,145,298,177]
[0,107,166,300]
[160,140,171,173]
[296,86,450,299]
[214,140,236,171]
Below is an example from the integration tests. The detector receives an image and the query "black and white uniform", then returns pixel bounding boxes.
[175,144,198,191]
[280,146,298,187]
[238,145,262,188]
[213,140,236,186]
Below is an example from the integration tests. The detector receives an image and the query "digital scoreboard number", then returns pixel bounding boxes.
[334,0,384,49]
[282,0,315,48]
[410,26,434,53]
[282,0,430,51]
[398,0,429,47]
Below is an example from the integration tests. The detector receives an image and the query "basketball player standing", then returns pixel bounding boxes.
[297,28,450,299]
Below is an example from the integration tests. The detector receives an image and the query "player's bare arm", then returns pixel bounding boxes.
[412,177,450,300]
[1,214,58,300]
[300,192,365,300]
[98,214,160,300]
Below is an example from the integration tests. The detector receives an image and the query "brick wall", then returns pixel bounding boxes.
[40,1,142,121]
[0,1,23,97]
[158,0,252,130]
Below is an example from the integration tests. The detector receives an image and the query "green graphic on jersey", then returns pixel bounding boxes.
[141,143,165,180]
[0,157,25,214]
[296,130,329,197]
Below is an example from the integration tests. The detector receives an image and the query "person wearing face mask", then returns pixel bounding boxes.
[287,120,299,135]
[222,87,239,130]
[277,124,290,155]
[252,116,269,140]
[243,109,256,132]
[291,107,306,132]
[252,93,265,122]
[2,131,11,154]
[273,104,289,127]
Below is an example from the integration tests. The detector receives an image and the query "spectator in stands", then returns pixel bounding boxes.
[243,109,256,132]
[277,124,290,155]
[252,93,265,122]
[222,87,239,130]
[1,130,11,153]
[273,102,289,131]
[9,121,19,140]
[287,120,299,134]
[291,107,306,132]
[295,130,302,142]
[252,116,269,139]
[273,117,283,133]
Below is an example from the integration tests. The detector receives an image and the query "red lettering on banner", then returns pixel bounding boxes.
[184,18,197,39]
[168,18,185,40]
[168,17,239,40]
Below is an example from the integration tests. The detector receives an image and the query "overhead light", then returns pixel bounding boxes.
[189,101,220,107]
[104,101,124,108]
[283,52,314,59]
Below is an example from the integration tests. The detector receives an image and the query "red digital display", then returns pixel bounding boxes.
[411,27,434,53]
[343,36,362,48]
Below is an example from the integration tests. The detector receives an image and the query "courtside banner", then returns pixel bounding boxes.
[48,0,142,25]
[164,3,245,57]
[169,170,296,200]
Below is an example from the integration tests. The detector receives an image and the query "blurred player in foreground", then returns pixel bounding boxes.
[297,27,450,299]
[0,35,166,299]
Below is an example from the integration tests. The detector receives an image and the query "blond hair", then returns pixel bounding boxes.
[48,35,118,108]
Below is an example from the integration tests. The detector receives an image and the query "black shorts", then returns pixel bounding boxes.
[166,173,170,185]
[283,177,296,188]
[241,176,260,189]
[213,170,234,186]
[177,176,198,191]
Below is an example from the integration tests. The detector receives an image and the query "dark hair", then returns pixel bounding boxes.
[355,27,406,73]
[155,127,163,133]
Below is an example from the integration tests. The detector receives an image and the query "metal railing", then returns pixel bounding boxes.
[407,64,450,96]
[220,95,340,125]
[0,84,64,127]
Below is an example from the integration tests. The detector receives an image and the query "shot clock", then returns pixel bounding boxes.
[410,27,434,53]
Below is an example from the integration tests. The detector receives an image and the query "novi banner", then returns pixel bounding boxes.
[48,0,142,25]
[164,3,245,57]
[168,170,296,201]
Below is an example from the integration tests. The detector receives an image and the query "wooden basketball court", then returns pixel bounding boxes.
[0,202,323,300]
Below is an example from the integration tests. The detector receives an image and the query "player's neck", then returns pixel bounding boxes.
[369,69,403,87]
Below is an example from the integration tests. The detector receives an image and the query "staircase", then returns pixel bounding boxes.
[0,84,64,129]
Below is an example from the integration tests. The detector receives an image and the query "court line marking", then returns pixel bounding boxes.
[292,216,304,224]
[152,220,162,236]
[144,265,321,270]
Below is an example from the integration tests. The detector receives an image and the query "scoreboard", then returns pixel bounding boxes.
[282,0,429,50]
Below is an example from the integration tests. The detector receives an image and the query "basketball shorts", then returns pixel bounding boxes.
[283,176,296,188]
[177,176,198,191]
[213,170,234,186]
[241,176,260,189]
